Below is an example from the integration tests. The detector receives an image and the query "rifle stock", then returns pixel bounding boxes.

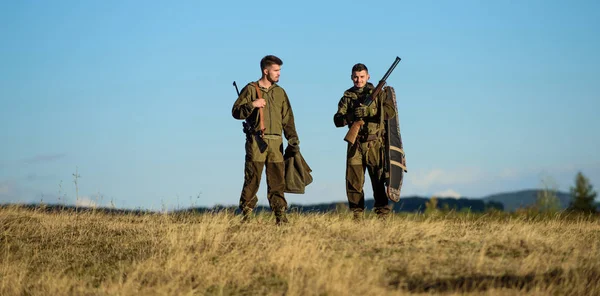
[344,120,364,144]
[344,57,401,144]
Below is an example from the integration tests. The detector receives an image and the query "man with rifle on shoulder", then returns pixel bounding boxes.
[333,57,401,220]
[232,55,301,225]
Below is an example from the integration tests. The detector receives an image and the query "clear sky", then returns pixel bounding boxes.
[1,0,599,210]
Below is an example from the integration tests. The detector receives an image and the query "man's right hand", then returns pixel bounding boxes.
[345,112,356,123]
[252,99,266,108]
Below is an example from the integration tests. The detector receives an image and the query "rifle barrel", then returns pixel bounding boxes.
[380,57,401,83]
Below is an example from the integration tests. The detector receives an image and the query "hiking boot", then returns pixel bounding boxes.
[375,207,391,221]
[241,207,253,223]
[274,210,289,225]
[352,210,364,222]
[376,213,390,221]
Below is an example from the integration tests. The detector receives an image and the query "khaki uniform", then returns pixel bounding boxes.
[333,83,396,216]
[232,82,298,215]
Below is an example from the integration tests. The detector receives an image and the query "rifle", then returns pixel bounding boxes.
[233,81,240,95]
[344,57,401,144]
[233,81,268,152]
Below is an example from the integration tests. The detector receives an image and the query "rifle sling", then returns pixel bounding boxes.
[252,83,263,101]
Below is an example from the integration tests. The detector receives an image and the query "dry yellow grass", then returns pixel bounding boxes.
[1,206,599,295]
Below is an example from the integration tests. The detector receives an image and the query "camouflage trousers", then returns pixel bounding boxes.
[346,137,391,216]
[239,134,287,213]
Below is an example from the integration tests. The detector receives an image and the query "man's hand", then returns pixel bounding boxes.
[285,138,300,156]
[287,143,300,154]
[345,112,356,123]
[354,105,376,118]
[252,98,266,108]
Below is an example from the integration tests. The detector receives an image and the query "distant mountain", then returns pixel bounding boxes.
[482,189,572,212]
[7,189,598,214]
[210,195,504,214]
[3,198,500,215]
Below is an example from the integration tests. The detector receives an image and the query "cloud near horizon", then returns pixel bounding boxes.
[75,196,98,208]
[433,189,462,199]
[408,167,483,191]
[406,164,600,198]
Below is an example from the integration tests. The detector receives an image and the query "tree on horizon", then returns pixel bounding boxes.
[568,172,598,213]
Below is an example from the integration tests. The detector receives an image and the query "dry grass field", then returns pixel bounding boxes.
[1,206,599,295]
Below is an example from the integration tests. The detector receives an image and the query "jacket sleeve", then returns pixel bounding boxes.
[282,90,299,143]
[232,84,255,120]
[333,96,352,127]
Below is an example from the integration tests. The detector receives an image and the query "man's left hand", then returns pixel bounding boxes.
[285,138,300,155]
[354,106,376,118]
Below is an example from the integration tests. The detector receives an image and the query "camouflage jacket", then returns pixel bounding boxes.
[333,82,396,139]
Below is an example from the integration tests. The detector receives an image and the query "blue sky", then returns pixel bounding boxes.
[1,0,599,210]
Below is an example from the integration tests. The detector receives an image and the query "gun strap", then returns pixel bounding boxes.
[252,83,263,100]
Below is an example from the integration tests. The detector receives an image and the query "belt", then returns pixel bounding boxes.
[357,134,379,142]
[247,132,281,138]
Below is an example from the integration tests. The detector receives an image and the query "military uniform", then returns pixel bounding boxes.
[333,82,396,217]
[232,82,299,222]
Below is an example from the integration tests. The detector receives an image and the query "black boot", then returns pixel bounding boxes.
[274,209,289,225]
[375,207,391,221]
[241,207,253,223]
[352,210,364,222]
